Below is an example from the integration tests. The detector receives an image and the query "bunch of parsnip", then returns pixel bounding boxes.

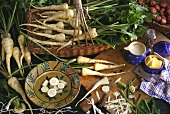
[21,3,98,52]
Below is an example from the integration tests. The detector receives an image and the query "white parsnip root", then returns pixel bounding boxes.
[21,21,64,30]
[35,19,82,36]
[94,63,125,71]
[12,47,23,76]
[8,77,33,114]
[2,37,14,74]
[24,47,32,66]
[42,9,74,23]
[82,68,127,77]
[18,34,26,68]
[23,28,66,42]
[77,55,115,64]
[75,77,109,107]
[30,3,68,11]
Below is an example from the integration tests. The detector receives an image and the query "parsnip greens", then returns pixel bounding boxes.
[86,0,155,47]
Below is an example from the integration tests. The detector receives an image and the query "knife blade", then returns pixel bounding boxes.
[98,81,112,107]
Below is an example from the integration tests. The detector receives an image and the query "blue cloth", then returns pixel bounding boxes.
[140,58,170,104]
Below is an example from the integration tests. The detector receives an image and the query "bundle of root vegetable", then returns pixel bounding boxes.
[22,3,110,58]
[138,0,170,33]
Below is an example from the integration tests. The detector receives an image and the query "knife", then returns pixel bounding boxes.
[98,81,112,107]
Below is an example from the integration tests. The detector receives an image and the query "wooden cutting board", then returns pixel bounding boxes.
[78,31,170,113]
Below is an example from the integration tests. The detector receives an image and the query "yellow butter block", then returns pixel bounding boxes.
[150,56,162,69]
[146,56,153,66]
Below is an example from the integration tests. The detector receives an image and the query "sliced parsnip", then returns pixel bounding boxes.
[75,77,109,106]
[49,77,59,86]
[47,88,57,97]
[102,85,110,93]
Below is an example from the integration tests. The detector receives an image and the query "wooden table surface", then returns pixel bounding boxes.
[78,31,170,113]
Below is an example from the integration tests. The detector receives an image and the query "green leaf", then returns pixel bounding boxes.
[41,61,50,72]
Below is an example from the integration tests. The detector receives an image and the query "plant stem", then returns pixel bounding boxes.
[20,31,67,62]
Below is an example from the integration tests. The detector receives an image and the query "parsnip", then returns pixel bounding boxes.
[8,77,33,114]
[35,19,81,36]
[18,35,26,68]
[94,63,125,71]
[77,55,115,64]
[42,9,74,23]
[1,33,11,62]
[82,68,127,77]
[24,47,32,66]
[23,28,65,42]
[40,11,58,16]
[31,3,68,11]
[12,47,23,76]
[21,21,64,29]
[2,37,14,74]
[54,18,80,28]
[75,77,109,106]
[27,36,74,46]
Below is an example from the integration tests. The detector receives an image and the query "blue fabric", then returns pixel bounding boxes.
[140,58,170,104]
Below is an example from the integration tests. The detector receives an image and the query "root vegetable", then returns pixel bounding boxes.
[8,77,33,114]
[27,36,73,46]
[154,4,160,11]
[1,33,11,62]
[77,56,115,64]
[31,3,68,11]
[94,63,125,71]
[23,28,66,42]
[36,19,81,36]
[12,47,23,76]
[150,0,156,6]
[160,1,167,8]
[155,15,161,22]
[82,68,127,77]
[24,47,32,66]
[42,9,74,23]
[21,21,64,29]
[149,7,157,14]
[2,37,14,74]
[75,77,109,107]
[160,18,167,24]
[18,35,26,69]
[14,103,26,113]
[40,11,58,16]
[54,18,80,28]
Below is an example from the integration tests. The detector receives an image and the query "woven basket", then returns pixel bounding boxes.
[137,0,170,33]
[26,9,110,58]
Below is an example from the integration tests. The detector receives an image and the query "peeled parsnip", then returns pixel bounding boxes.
[8,77,33,114]
[82,68,127,77]
[36,19,81,36]
[21,21,64,30]
[42,9,74,23]
[23,28,65,42]
[75,77,109,107]
[94,63,125,71]
[2,37,14,74]
[24,47,32,66]
[18,35,26,68]
[31,3,68,11]
[12,47,23,76]
[77,55,115,64]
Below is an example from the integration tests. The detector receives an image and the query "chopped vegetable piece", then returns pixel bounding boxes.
[47,88,57,97]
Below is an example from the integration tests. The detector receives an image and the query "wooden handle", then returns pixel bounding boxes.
[98,93,107,107]
[79,95,98,112]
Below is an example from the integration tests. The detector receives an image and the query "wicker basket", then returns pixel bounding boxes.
[137,0,170,33]
[26,9,110,58]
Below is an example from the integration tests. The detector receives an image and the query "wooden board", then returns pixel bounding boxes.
[78,31,170,113]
